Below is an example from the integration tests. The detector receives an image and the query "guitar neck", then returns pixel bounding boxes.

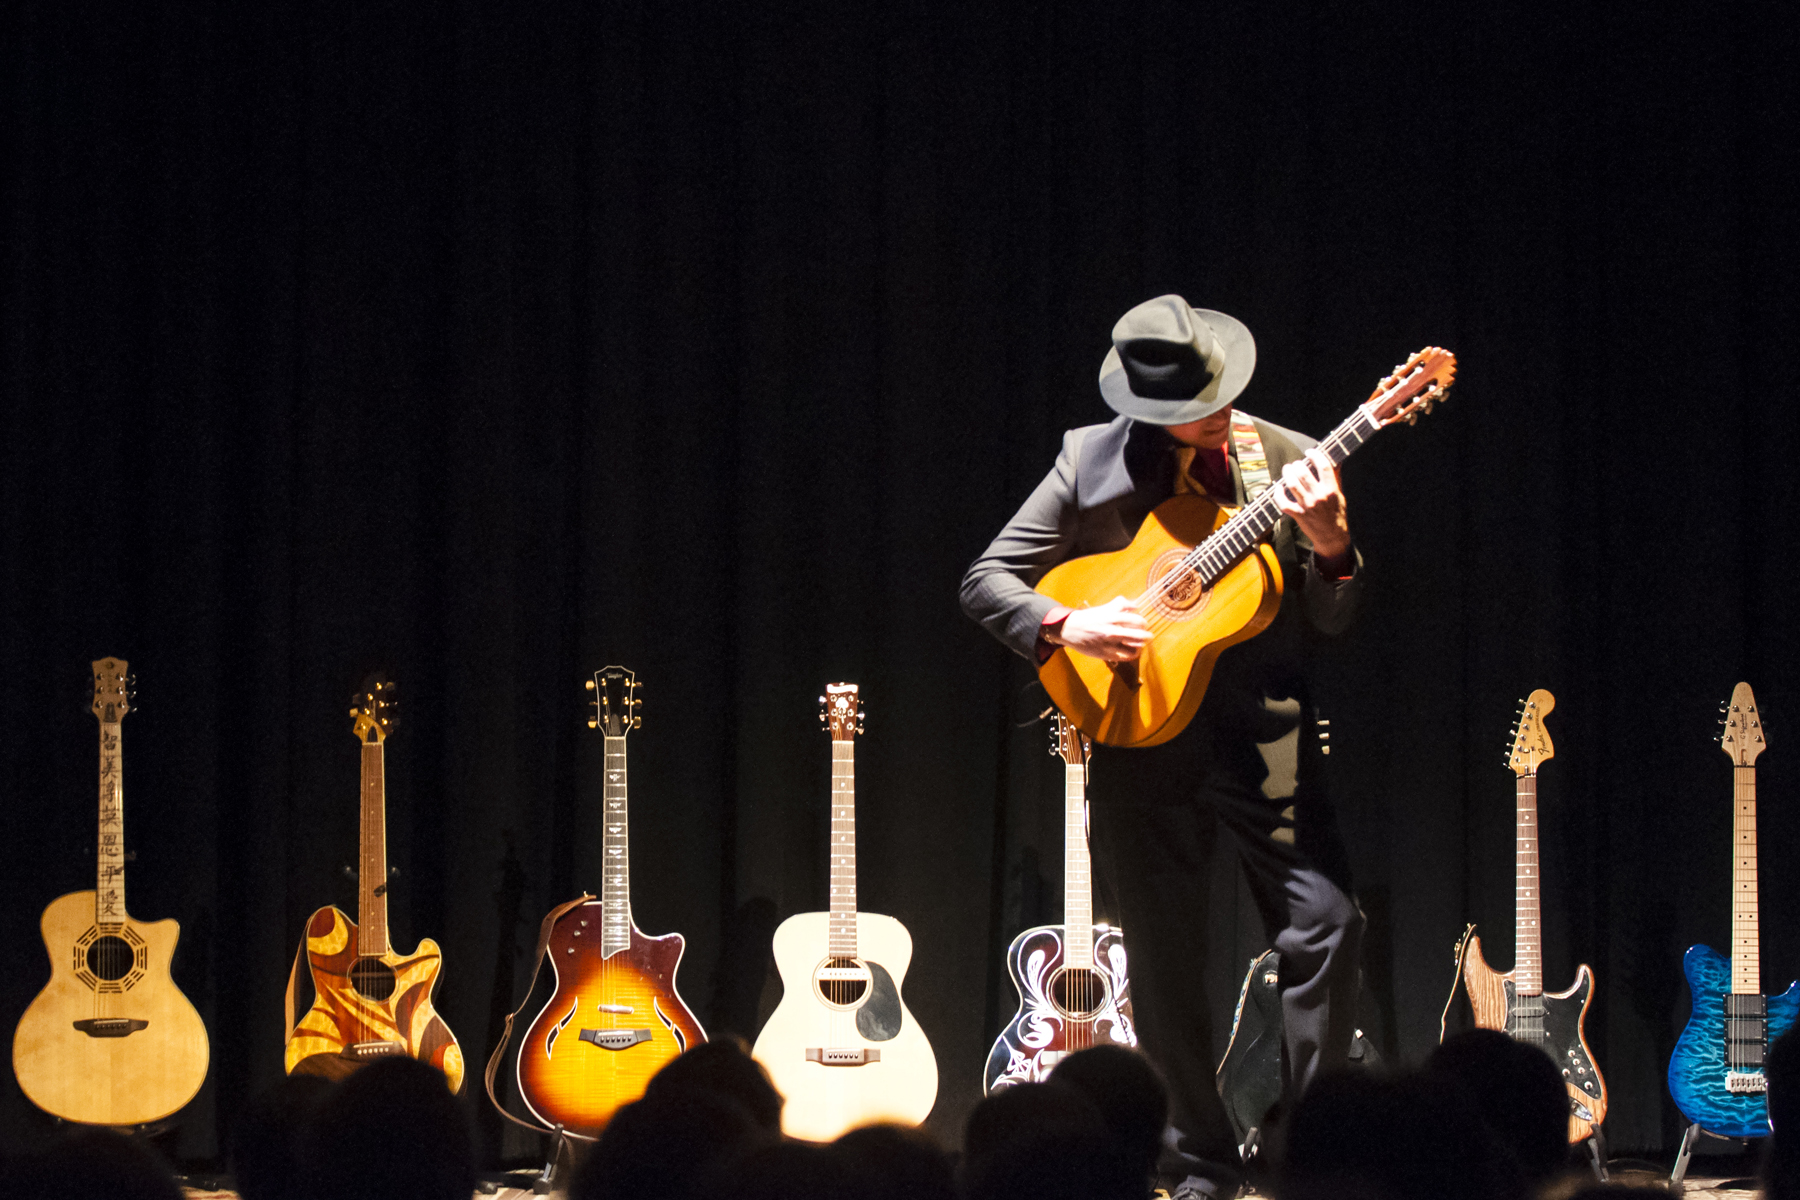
[827,740,858,959]
[96,719,126,922]
[1063,761,1093,969]
[359,739,390,956]
[1732,764,1760,995]
[1514,772,1542,996]
[1194,404,1381,587]
[601,734,633,954]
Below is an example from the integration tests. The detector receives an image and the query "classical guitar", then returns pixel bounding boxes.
[1038,348,1455,748]
[12,659,210,1126]
[285,676,464,1090]
[752,684,939,1141]
[1453,689,1607,1143]
[1668,682,1800,1138]
[512,667,706,1138]
[985,712,1135,1091]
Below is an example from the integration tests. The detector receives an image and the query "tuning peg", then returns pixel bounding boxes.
[632,717,642,729]
[587,718,599,728]
[586,679,596,691]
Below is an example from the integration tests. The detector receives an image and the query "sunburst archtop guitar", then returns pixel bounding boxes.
[985,712,1135,1091]
[752,684,939,1141]
[511,667,706,1139]
[12,659,211,1126]
[1668,682,1800,1139]
[1451,689,1607,1144]
[285,675,464,1091]
[1038,348,1455,747]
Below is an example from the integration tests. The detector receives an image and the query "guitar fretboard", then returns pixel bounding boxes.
[1186,405,1381,589]
[1063,761,1092,969]
[1732,765,1760,995]
[827,740,858,959]
[96,719,125,922]
[1514,773,1542,997]
[602,735,633,956]
[359,739,391,956]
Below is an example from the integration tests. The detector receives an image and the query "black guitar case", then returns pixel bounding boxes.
[1215,949,1380,1157]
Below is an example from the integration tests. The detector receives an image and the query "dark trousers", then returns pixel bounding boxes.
[1087,712,1363,1171]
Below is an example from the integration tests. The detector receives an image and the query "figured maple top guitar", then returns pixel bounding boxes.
[1038,348,1455,747]
[285,676,464,1091]
[1668,682,1800,1138]
[1456,689,1608,1142]
[513,667,706,1138]
[12,658,211,1126]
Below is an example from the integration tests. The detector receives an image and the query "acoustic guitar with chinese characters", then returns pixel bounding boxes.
[1037,348,1455,747]
[284,676,464,1091]
[12,658,211,1126]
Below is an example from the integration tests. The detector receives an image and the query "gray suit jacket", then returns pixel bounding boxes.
[959,412,1361,743]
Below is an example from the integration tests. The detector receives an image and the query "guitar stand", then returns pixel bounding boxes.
[534,1124,569,1195]
[1581,1127,1609,1182]
[1669,1122,1702,1195]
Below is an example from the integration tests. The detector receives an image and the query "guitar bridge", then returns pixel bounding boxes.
[805,1047,880,1066]
[341,1040,405,1061]
[72,1018,148,1038]
[1726,1071,1769,1095]
[579,1028,653,1051]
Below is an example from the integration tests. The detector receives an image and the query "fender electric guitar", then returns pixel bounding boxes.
[513,667,706,1138]
[1038,348,1454,748]
[12,659,210,1126]
[1668,681,1800,1138]
[1453,689,1607,1143]
[985,712,1135,1090]
[285,676,464,1090]
[752,684,938,1141]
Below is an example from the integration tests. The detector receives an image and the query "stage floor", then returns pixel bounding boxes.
[176,1174,1759,1200]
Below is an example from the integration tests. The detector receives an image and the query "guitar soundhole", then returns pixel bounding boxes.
[85,935,136,982]
[351,957,398,1001]
[1051,967,1107,1020]
[816,958,869,1007]
[1147,549,1210,616]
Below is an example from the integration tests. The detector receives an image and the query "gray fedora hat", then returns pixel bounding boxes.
[1098,295,1257,425]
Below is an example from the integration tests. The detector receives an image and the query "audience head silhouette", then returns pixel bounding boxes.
[642,1036,785,1133]
[299,1057,474,1200]
[569,1087,767,1200]
[833,1122,956,1200]
[1428,1028,1569,1184]
[961,1080,1140,1200]
[1049,1043,1169,1185]
[230,1072,335,1200]
[7,1126,183,1200]
[1281,1067,1525,1200]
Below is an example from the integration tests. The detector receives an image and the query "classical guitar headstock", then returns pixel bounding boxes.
[1367,347,1456,428]
[1720,681,1765,766]
[89,657,134,723]
[349,675,398,744]
[587,666,642,736]
[1049,711,1089,769]
[820,683,864,741]
[1506,688,1555,777]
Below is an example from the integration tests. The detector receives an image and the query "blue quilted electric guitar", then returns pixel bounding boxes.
[1667,682,1800,1138]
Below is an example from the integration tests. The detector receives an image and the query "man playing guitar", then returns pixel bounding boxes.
[960,295,1364,1199]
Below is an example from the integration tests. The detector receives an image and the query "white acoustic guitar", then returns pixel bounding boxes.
[751,684,938,1141]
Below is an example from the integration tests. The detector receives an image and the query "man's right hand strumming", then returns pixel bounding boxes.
[1047,596,1152,662]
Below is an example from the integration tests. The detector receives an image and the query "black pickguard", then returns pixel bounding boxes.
[1501,977,1601,1119]
[855,961,902,1042]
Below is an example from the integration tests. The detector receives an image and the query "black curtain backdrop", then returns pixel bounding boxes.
[3,0,1797,1166]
